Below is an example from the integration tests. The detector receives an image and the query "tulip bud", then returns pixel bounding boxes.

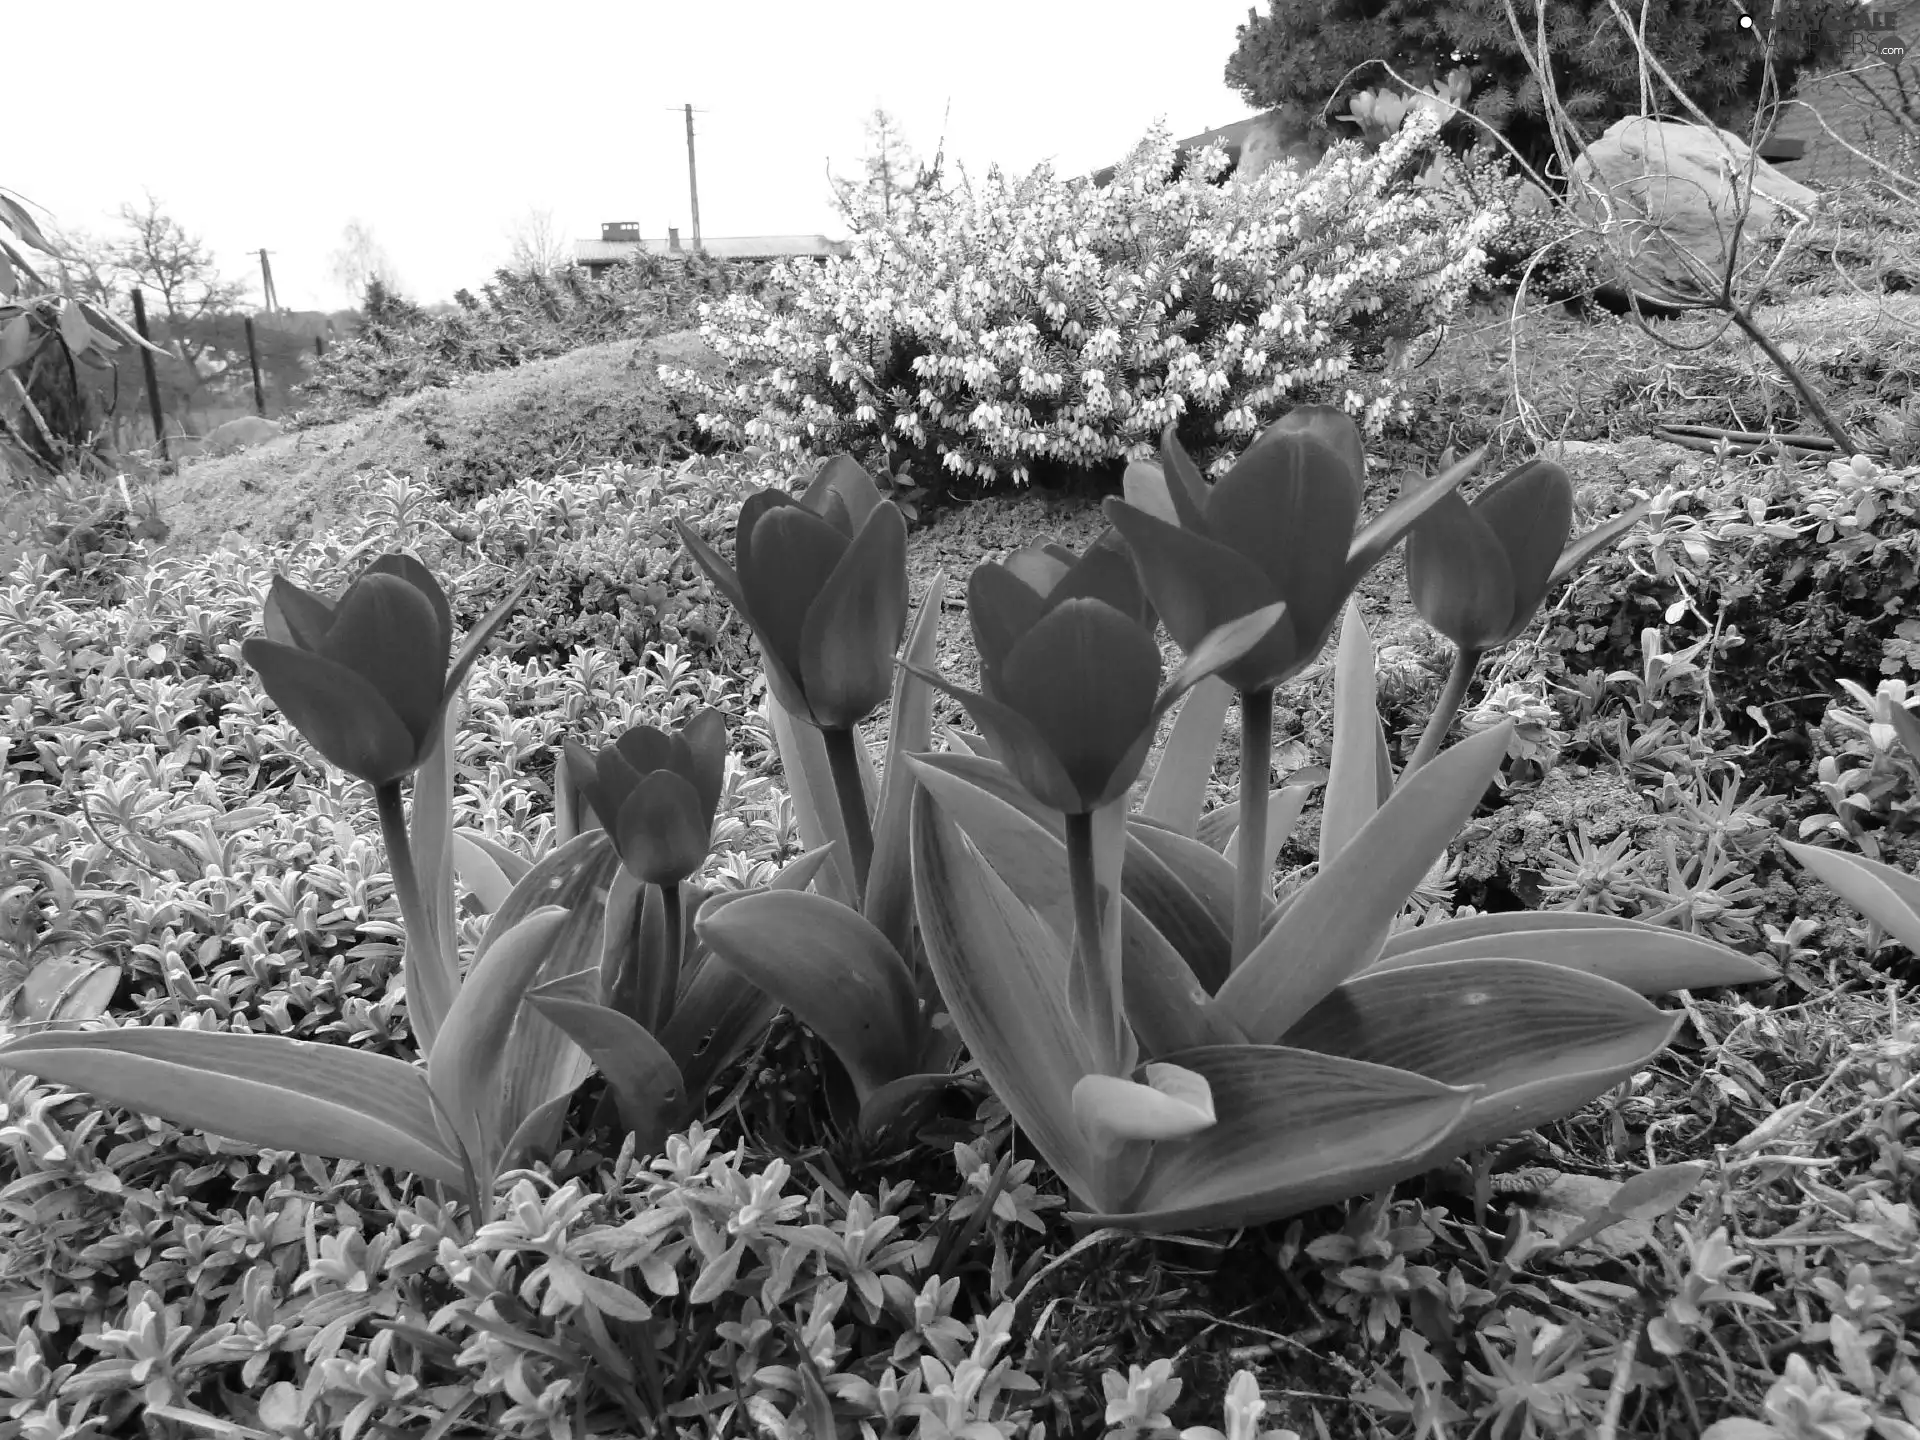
[675,456,909,731]
[242,552,523,789]
[907,541,1276,816]
[1405,459,1574,652]
[565,710,727,887]
[1105,410,1368,694]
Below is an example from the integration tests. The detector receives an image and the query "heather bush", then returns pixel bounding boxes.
[658,108,1502,488]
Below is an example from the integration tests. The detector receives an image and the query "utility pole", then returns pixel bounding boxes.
[668,103,709,250]
[256,249,279,314]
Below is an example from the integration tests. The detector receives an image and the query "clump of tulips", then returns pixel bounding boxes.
[0,408,1773,1232]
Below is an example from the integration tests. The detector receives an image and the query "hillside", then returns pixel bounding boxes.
[145,328,730,557]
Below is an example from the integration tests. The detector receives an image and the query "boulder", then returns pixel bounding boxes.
[1568,117,1820,306]
[204,416,283,456]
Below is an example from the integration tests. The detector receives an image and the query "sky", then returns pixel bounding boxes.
[7,0,1269,314]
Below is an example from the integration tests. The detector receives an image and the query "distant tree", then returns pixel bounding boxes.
[329,218,401,302]
[505,207,569,274]
[1223,0,1859,180]
[102,194,252,386]
[830,107,945,226]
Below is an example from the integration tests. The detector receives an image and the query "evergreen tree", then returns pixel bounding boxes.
[1224,0,1860,181]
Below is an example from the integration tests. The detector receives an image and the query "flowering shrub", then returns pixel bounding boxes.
[659,108,1502,486]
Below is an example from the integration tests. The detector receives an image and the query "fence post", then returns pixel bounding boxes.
[244,316,266,416]
[131,287,168,462]
[315,335,326,357]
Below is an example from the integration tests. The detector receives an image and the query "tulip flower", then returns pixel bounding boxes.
[676,455,911,904]
[1406,458,1573,653]
[912,544,1277,817]
[241,551,532,1054]
[1104,410,1481,963]
[564,710,726,889]
[1401,458,1650,775]
[243,553,462,789]
[675,456,909,734]
[1102,407,1372,697]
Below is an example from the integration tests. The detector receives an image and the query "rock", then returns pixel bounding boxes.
[1568,117,1820,306]
[205,416,284,456]
[1234,106,1328,184]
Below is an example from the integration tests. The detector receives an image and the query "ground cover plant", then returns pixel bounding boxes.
[3,82,1920,1440]
[2,404,1918,1438]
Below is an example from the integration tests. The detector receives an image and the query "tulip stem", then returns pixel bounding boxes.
[660,881,684,1015]
[1233,687,1275,968]
[1064,809,1124,1070]
[822,725,874,907]
[375,782,432,957]
[1405,647,1483,781]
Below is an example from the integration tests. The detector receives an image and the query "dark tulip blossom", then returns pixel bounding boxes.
[676,456,909,731]
[241,553,526,788]
[1103,407,1376,694]
[565,710,727,887]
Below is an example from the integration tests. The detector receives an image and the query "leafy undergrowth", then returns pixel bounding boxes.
[0,439,1916,1440]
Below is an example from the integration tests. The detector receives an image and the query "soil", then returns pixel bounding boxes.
[141,329,731,559]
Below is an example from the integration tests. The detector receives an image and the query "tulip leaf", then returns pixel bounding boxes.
[658,952,780,1104]
[1282,959,1681,1163]
[1086,1044,1477,1231]
[767,690,859,905]
[1073,1063,1217,1145]
[1320,600,1380,867]
[1782,839,1920,955]
[451,832,513,916]
[1213,722,1513,1043]
[1548,496,1653,588]
[241,639,420,787]
[451,828,533,905]
[1140,675,1233,835]
[427,906,574,1185]
[1122,459,1180,526]
[694,890,921,1100]
[442,570,533,708]
[465,832,621,1151]
[524,991,686,1158]
[1123,821,1240,993]
[1195,776,1322,855]
[1369,911,1774,992]
[0,1027,464,1191]
[800,502,910,728]
[868,570,946,957]
[911,783,1104,1206]
[908,755,1239,1051]
[1346,445,1487,581]
[409,687,463,1046]
[674,517,752,627]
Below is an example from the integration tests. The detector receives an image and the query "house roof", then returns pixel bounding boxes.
[575,235,851,264]
[1086,111,1282,187]
[1767,2,1920,188]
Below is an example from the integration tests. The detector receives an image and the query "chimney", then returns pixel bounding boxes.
[668,227,681,251]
